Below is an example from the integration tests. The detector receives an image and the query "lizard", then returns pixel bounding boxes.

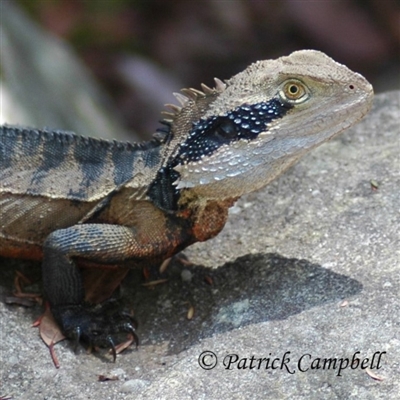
[0,50,373,360]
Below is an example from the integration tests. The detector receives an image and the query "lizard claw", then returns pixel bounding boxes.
[126,324,139,348]
[51,303,139,361]
[106,335,117,362]
[70,326,81,353]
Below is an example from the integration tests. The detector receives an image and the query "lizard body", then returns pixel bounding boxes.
[0,50,373,357]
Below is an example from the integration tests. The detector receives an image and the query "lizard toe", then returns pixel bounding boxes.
[51,303,139,360]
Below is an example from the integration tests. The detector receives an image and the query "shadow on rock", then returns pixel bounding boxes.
[123,252,363,354]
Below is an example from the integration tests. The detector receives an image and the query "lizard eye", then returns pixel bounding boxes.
[280,80,308,103]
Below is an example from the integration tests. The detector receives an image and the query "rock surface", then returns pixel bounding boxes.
[1,91,399,399]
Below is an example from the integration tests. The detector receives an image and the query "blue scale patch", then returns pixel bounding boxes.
[176,98,290,163]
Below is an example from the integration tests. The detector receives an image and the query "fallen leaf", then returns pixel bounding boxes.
[12,270,41,303]
[370,180,379,190]
[142,279,168,287]
[49,340,61,369]
[159,257,171,274]
[5,296,36,307]
[187,304,195,320]
[366,368,384,381]
[81,264,129,304]
[114,335,136,355]
[38,308,66,347]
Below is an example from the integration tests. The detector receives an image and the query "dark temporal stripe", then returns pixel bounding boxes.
[147,98,291,211]
[174,98,291,164]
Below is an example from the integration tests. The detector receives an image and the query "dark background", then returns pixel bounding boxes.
[14,0,400,137]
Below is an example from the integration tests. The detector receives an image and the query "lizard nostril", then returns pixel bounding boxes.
[349,84,355,90]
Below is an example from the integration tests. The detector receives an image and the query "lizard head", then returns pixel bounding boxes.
[150,50,374,210]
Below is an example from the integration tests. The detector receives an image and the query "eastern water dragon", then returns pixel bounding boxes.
[0,50,374,360]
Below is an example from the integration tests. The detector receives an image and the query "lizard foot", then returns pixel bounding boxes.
[51,301,138,361]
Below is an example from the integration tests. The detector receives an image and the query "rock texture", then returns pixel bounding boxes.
[1,91,399,399]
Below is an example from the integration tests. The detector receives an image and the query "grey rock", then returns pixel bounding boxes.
[121,379,150,393]
[181,269,193,282]
[0,91,398,399]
